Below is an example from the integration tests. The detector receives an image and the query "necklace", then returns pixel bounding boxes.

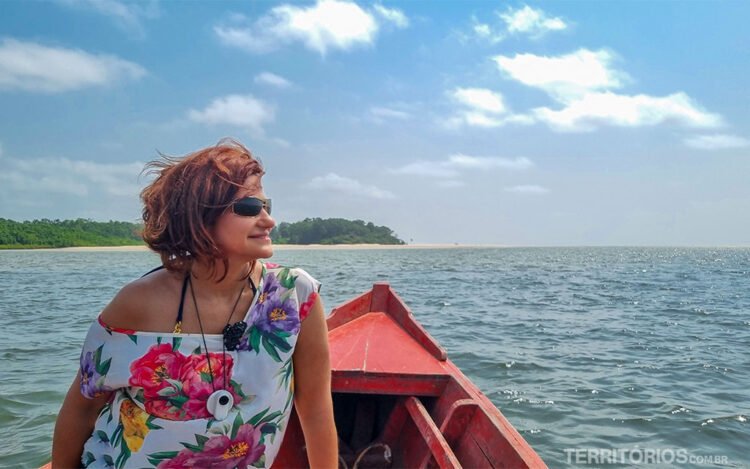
[188,274,246,420]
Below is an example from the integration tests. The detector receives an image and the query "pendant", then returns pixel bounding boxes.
[206,389,234,420]
[223,321,248,351]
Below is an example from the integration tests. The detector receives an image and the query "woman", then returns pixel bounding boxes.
[52,140,337,468]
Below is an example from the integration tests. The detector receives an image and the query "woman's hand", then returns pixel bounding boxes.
[293,296,338,468]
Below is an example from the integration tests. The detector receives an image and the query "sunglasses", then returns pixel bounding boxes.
[231,196,272,217]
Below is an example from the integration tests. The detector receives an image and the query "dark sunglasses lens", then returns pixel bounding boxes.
[233,197,271,217]
[233,198,263,216]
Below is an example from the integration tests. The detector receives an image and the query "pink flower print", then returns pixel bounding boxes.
[157,424,265,469]
[299,292,318,322]
[180,354,242,419]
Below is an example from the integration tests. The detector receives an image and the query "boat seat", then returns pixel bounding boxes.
[381,396,462,469]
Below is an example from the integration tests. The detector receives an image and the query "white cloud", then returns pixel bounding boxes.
[447,154,533,170]
[684,134,750,150]
[55,0,160,38]
[373,4,409,28]
[0,38,146,93]
[494,49,627,99]
[254,72,292,88]
[392,154,533,181]
[473,23,492,38]
[452,87,506,114]
[0,153,145,220]
[500,5,567,37]
[494,48,723,132]
[0,154,144,198]
[215,0,406,55]
[391,161,459,179]
[505,185,549,194]
[306,173,395,199]
[369,106,411,122]
[187,94,275,134]
[461,5,564,45]
[446,87,533,129]
[533,91,723,132]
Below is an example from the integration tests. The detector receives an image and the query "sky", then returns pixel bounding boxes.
[0,0,748,246]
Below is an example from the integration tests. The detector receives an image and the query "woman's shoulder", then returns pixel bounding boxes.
[99,268,183,332]
[264,263,319,290]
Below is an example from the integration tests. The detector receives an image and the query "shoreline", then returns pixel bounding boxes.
[3,244,748,252]
[4,243,508,252]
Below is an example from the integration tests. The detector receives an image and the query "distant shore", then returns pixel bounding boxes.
[8,243,508,252]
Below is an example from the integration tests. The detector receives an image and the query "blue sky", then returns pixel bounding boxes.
[0,0,748,245]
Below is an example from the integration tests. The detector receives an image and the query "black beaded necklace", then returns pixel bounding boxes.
[187,262,257,420]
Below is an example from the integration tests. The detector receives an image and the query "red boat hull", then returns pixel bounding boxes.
[274,283,546,468]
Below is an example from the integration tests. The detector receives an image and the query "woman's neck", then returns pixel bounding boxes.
[189,259,257,295]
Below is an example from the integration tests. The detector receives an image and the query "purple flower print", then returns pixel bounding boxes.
[250,273,300,334]
[252,292,299,335]
[80,350,111,398]
[236,335,253,352]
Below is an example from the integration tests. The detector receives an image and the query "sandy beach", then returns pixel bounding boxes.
[31,243,508,252]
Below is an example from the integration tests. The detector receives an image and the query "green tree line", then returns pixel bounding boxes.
[0,217,405,248]
[0,218,143,249]
[272,218,404,245]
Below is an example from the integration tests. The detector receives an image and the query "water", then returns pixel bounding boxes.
[1,247,748,468]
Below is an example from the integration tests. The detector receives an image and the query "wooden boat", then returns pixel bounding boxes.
[42,283,545,469]
[274,282,546,468]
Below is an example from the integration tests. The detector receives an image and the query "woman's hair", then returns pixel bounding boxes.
[140,138,264,276]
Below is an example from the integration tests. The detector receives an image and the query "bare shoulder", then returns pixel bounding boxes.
[100,269,184,332]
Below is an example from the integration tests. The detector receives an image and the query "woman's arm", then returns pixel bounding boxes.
[51,371,111,468]
[293,296,338,468]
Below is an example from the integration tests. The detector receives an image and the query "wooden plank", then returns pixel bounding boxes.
[439,399,478,448]
[404,397,461,469]
[331,371,448,396]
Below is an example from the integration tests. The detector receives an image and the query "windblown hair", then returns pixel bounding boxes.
[140,138,264,276]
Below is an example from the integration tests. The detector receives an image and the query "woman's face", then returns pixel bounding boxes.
[212,175,275,261]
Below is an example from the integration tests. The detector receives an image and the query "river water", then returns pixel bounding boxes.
[1,247,748,468]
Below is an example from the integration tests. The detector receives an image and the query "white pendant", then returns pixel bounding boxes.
[206,389,234,420]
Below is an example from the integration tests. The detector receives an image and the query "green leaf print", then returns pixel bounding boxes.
[284,385,294,412]
[249,326,261,352]
[172,337,182,350]
[115,444,131,469]
[146,451,180,466]
[157,386,177,397]
[262,336,282,362]
[179,441,202,452]
[248,408,270,426]
[127,334,138,345]
[192,345,202,355]
[252,454,267,469]
[260,422,277,435]
[231,412,244,440]
[195,434,209,447]
[260,410,283,424]
[275,358,293,392]
[102,455,114,467]
[111,423,123,446]
[95,430,109,443]
[82,452,95,467]
[266,332,292,353]
[146,415,163,430]
[278,268,297,289]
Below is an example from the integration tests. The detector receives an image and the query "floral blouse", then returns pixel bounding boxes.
[78,263,320,469]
